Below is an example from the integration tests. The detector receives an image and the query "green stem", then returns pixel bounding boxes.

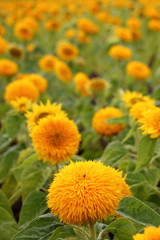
[89,223,96,240]
[67,224,90,239]
[55,163,59,173]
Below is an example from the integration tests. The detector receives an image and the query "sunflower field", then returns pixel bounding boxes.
[0,0,160,239]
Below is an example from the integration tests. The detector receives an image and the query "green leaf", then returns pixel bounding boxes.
[0,189,13,216]
[136,135,157,171]
[12,214,63,240]
[48,226,76,240]
[126,172,146,187]
[20,164,51,200]
[14,153,39,170]
[141,168,160,186]
[116,196,160,226]
[17,148,34,164]
[0,133,12,153]
[0,150,19,182]
[0,207,19,240]
[106,115,128,124]
[6,114,24,138]
[106,218,136,240]
[100,141,128,166]
[19,191,47,225]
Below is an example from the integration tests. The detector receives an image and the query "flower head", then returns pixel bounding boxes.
[22,74,48,94]
[126,61,150,80]
[122,91,154,108]
[0,37,8,55]
[109,45,132,60]
[77,18,99,34]
[133,225,160,240]
[47,161,130,225]
[74,72,91,96]
[148,19,160,31]
[115,27,133,42]
[10,97,31,112]
[92,107,125,136]
[56,41,79,61]
[55,61,72,82]
[130,101,156,120]
[26,100,67,131]
[38,55,58,72]
[139,107,160,138]
[5,80,39,103]
[88,78,107,91]
[0,59,18,77]
[31,116,81,164]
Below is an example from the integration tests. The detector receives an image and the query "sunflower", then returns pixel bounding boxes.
[47,161,130,225]
[126,61,150,80]
[44,19,61,32]
[77,18,99,34]
[5,80,39,103]
[88,78,107,91]
[126,17,141,29]
[8,44,23,59]
[148,19,160,31]
[92,107,125,136]
[139,107,160,138]
[115,27,133,42]
[74,72,91,96]
[54,61,72,83]
[129,101,156,120]
[26,100,67,131]
[38,55,58,72]
[122,91,155,108]
[10,97,32,112]
[0,59,18,77]
[31,115,81,164]
[23,74,48,94]
[14,21,34,40]
[133,226,160,240]
[109,45,132,60]
[56,42,79,61]
[0,37,8,55]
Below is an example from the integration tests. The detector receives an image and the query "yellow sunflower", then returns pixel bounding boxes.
[26,100,67,131]
[139,107,160,138]
[47,161,130,225]
[109,45,132,60]
[122,91,155,108]
[129,101,156,120]
[0,37,8,55]
[56,41,79,61]
[92,107,125,136]
[133,225,160,240]
[88,78,107,91]
[54,61,72,83]
[5,80,39,103]
[23,74,48,94]
[38,55,58,72]
[10,97,32,112]
[31,115,81,164]
[73,72,91,96]
[126,61,151,80]
[0,59,18,77]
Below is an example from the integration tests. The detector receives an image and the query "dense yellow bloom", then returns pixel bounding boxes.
[126,61,150,80]
[126,17,141,29]
[23,74,48,94]
[14,21,34,40]
[131,29,142,41]
[31,116,81,164]
[8,44,23,59]
[54,61,72,82]
[76,30,91,44]
[0,37,8,54]
[44,19,61,31]
[10,97,31,112]
[133,225,160,240]
[148,19,160,31]
[26,100,67,131]
[115,27,133,42]
[122,91,155,108]
[139,107,160,138]
[0,24,5,36]
[5,80,39,103]
[88,78,107,91]
[92,107,125,136]
[74,72,91,96]
[109,45,132,60]
[77,18,99,34]
[65,29,76,39]
[144,7,160,19]
[47,161,130,225]
[130,102,156,120]
[56,42,79,61]
[0,59,18,77]
[38,55,58,72]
